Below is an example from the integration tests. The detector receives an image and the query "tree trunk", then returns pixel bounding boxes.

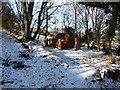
[22,1,34,41]
[97,27,101,51]
[106,6,117,55]
[87,40,90,49]
[32,2,47,41]
[107,41,112,55]
[23,1,30,41]
[85,6,90,49]
[97,37,100,52]
[86,29,90,49]
[45,8,48,39]
[91,32,96,49]
[74,2,77,35]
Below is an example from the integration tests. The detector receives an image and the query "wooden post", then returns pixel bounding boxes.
[57,39,62,50]
[75,37,81,50]
[44,39,48,46]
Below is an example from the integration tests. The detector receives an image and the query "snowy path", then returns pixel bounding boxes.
[1,30,120,88]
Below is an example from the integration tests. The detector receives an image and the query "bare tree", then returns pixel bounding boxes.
[14,0,35,41]
[62,5,73,28]
[88,7,106,51]
[22,0,35,41]
[77,5,91,49]
[32,2,47,41]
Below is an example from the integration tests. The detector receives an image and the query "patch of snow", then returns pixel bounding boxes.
[1,30,120,88]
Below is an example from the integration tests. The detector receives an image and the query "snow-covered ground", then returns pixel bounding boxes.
[1,30,120,88]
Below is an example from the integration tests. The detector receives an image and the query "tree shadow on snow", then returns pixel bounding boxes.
[1,30,120,88]
[35,46,120,88]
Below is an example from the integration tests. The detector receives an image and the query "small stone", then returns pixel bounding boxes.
[76,58,79,60]
[20,85,24,87]
[42,55,48,58]
[71,83,74,85]
[44,60,50,63]
[55,64,59,67]
[61,63,69,67]
[31,83,35,86]
[91,80,96,82]
[61,83,64,85]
